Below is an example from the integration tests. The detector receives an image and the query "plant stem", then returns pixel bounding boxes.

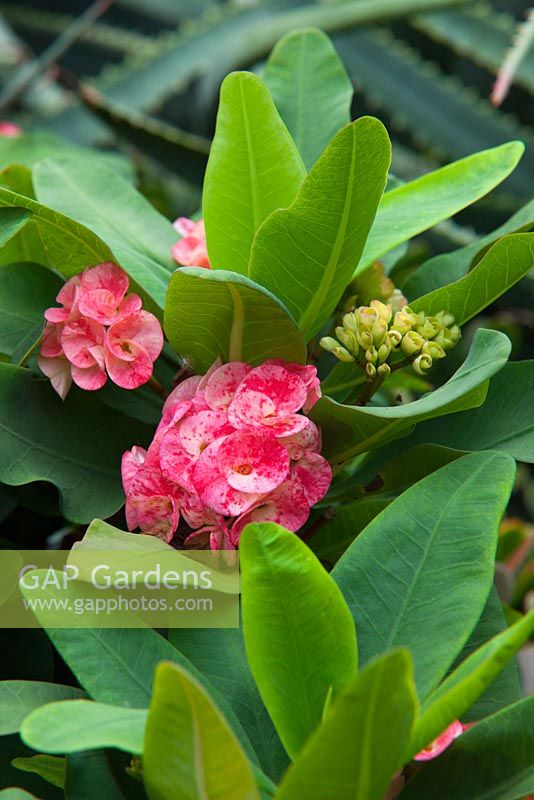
[147,375,165,397]
[17,333,43,367]
[356,375,385,406]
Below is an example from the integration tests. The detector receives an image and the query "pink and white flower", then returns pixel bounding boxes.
[0,121,22,137]
[39,263,163,398]
[172,217,210,269]
[122,357,331,549]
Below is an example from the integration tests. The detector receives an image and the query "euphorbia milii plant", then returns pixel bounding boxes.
[0,25,533,800]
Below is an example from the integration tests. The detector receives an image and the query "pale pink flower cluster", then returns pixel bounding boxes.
[0,121,22,137]
[122,359,331,548]
[38,263,163,400]
[172,217,210,268]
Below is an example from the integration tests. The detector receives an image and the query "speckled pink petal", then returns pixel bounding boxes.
[413,720,463,762]
[178,410,234,456]
[173,217,199,236]
[105,342,153,389]
[121,446,148,493]
[44,307,71,324]
[260,413,309,437]
[0,121,22,137]
[180,490,219,529]
[218,431,289,493]
[79,288,142,326]
[265,359,321,412]
[107,310,163,362]
[37,355,72,400]
[278,420,321,459]
[62,318,106,368]
[198,473,262,517]
[126,494,179,542]
[159,428,197,492]
[291,452,332,506]
[80,262,129,303]
[227,390,276,428]
[40,323,64,358]
[230,479,310,544]
[204,362,251,410]
[234,363,308,415]
[56,274,81,310]
[71,362,107,391]
[172,238,210,268]
[163,376,203,416]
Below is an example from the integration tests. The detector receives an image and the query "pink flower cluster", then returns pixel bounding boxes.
[172,217,210,269]
[38,263,163,399]
[122,359,330,548]
[0,121,21,138]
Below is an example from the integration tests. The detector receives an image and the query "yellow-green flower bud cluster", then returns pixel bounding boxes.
[320,301,460,377]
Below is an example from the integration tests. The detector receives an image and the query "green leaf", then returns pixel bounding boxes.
[263,28,352,170]
[404,198,534,298]
[0,263,61,357]
[456,587,521,721]
[411,233,534,324]
[0,365,152,523]
[240,522,358,759]
[143,661,260,800]
[0,681,84,736]
[203,71,306,275]
[21,701,147,755]
[37,625,257,764]
[12,757,65,790]
[169,627,288,782]
[164,267,306,371]
[249,117,391,341]
[33,157,176,312]
[0,790,41,799]
[64,752,126,800]
[0,185,115,273]
[274,650,418,800]
[332,452,516,699]
[311,328,510,463]
[385,361,534,463]
[401,697,534,799]
[406,609,534,760]
[309,497,392,563]
[0,209,31,250]
[358,141,525,273]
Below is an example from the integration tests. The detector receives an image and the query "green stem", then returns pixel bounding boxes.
[17,333,43,367]
[355,375,385,406]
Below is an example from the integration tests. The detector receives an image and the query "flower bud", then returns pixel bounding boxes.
[372,319,389,347]
[392,310,416,335]
[389,289,408,314]
[387,330,402,348]
[356,328,373,350]
[365,346,378,364]
[336,327,359,355]
[370,299,392,325]
[422,340,446,360]
[320,336,341,354]
[366,362,377,379]
[357,306,379,329]
[416,316,441,339]
[378,342,391,363]
[342,312,358,332]
[435,310,455,328]
[334,347,355,363]
[413,353,433,375]
[401,330,425,356]
[377,363,391,379]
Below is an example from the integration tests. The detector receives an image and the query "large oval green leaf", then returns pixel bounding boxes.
[21,701,147,755]
[406,608,534,760]
[263,28,352,170]
[0,208,31,250]
[379,360,534,463]
[240,522,358,759]
[357,140,524,273]
[401,697,534,799]
[311,328,510,463]
[411,233,534,324]
[33,157,176,312]
[164,267,306,371]
[0,263,61,358]
[169,627,288,782]
[332,451,516,699]
[0,682,84,736]
[249,117,391,341]
[203,71,306,275]
[0,365,153,523]
[274,650,418,800]
[143,661,260,800]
